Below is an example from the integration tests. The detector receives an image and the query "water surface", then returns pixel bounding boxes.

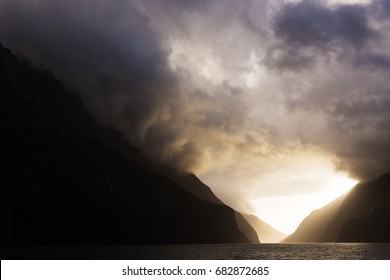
[2,243,390,260]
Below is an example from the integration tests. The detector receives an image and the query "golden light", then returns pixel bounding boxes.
[326,175,359,202]
[247,157,359,236]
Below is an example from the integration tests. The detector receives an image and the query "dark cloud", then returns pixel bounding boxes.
[264,46,315,71]
[163,0,210,11]
[333,135,390,182]
[324,88,390,180]
[327,91,390,132]
[376,0,390,17]
[0,0,171,95]
[274,0,373,48]
[354,51,390,70]
[0,0,201,172]
[268,0,375,71]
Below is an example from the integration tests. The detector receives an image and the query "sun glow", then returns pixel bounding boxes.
[327,175,358,201]
[249,168,359,235]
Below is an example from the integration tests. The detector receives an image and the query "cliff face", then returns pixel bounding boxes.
[0,44,250,245]
[284,173,390,243]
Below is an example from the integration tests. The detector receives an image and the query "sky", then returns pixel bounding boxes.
[1,0,390,233]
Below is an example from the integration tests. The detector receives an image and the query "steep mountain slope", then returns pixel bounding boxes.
[242,214,287,243]
[0,44,250,245]
[162,172,260,243]
[283,195,347,242]
[233,212,261,244]
[51,89,260,244]
[284,173,390,242]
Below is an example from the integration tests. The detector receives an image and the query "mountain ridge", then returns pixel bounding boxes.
[242,214,287,243]
[284,173,390,242]
[0,43,252,246]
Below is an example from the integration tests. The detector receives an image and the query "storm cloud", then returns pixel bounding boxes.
[274,1,373,48]
[1,0,390,232]
[265,0,390,181]
[0,0,214,172]
[267,0,376,71]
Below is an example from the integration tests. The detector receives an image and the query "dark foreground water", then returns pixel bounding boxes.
[2,243,390,260]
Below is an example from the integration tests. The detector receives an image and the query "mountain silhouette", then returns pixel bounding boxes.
[0,43,252,246]
[242,214,287,243]
[161,171,260,243]
[284,173,390,242]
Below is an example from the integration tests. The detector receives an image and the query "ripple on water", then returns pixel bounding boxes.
[2,243,390,259]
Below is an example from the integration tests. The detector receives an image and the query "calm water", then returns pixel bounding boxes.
[2,243,390,260]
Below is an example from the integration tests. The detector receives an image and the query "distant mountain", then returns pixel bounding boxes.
[242,214,287,243]
[0,44,251,245]
[162,172,260,244]
[284,173,390,242]
[234,212,261,244]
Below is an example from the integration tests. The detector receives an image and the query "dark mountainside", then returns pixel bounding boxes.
[234,212,261,244]
[284,173,390,242]
[164,172,260,243]
[242,214,287,243]
[76,112,259,244]
[0,44,251,246]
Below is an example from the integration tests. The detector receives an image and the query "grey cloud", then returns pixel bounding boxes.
[273,0,373,48]
[333,135,390,182]
[0,0,203,172]
[268,0,375,71]
[354,52,390,70]
[162,0,210,11]
[264,46,315,72]
[327,92,390,131]
[296,70,390,181]
[374,0,390,17]
[0,0,172,96]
